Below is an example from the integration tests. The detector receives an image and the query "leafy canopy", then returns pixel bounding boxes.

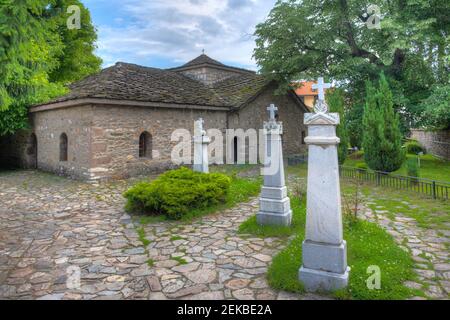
[254,0,449,129]
[0,0,101,136]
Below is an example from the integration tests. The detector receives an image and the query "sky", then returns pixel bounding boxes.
[81,0,277,70]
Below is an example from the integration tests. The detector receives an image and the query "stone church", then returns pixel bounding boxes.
[0,54,308,181]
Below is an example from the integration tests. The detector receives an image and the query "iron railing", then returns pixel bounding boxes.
[339,166,449,200]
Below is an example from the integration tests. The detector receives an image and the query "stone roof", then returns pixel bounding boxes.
[169,54,256,75]
[44,58,270,109]
[180,54,225,68]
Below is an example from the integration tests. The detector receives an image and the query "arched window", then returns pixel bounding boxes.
[60,133,68,162]
[139,131,152,158]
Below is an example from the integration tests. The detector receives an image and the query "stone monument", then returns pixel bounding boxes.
[256,104,292,227]
[298,77,350,292]
[193,118,210,173]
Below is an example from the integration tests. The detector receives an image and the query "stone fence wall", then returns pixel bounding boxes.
[410,129,450,160]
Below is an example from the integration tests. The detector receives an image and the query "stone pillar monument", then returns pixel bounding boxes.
[193,118,210,173]
[256,104,292,227]
[298,77,350,292]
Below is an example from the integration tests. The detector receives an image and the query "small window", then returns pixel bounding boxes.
[301,131,306,145]
[60,133,68,162]
[139,131,152,158]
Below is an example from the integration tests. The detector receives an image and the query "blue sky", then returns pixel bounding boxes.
[81,0,276,70]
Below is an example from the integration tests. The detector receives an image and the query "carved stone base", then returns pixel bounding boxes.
[256,209,292,227]
[299,266,350,293]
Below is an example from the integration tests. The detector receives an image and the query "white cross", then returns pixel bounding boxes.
[267,104,278,121]
[312,77,332,101]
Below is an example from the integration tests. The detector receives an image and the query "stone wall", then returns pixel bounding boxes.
[228,85,308,162]
[89,105,228,180]
[32,105,94,179]
[411,129,450,160]
[0,129,36,169]
[2,86,308,180]
[179,67,239,86]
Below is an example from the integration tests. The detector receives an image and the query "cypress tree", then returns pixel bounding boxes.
[327,89,349,164]
[362,74,404,172]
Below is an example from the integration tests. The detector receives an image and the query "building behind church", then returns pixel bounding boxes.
[0,54,308,181]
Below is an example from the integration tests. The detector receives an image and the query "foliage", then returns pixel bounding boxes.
[254,0,449,132]
[123,167,231,220]
[0,1,101,135]
[327,89,349,164]
[48,0,102,85]
[242,189,421,299]
[362,74,404,172]
[419,84,450,130]
[239,196,305,238]
[406,157,420,178]
[346,103,364,148]
[405,140,425,155]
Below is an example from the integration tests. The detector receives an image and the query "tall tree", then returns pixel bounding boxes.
[327,88,349,164]
[254,0,449,130]
[362,74,404,172]
[48,0,102,84]
[0,0,101,136]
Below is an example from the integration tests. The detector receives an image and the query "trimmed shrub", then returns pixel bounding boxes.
[406,157,419,179]
[123,167,231,220]
[405,141,425,155]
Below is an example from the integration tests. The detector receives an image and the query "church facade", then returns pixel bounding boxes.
[0,55,308,181]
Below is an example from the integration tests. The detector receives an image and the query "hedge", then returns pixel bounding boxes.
[123,167,231,220]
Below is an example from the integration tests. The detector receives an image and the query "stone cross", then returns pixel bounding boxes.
[257,104,292,227]
[267,104,278,121]
[193,118,210,173]
[312,77,331,101]
[298,90,349,292]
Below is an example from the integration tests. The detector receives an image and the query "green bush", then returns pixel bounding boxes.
[356,162,368,170]
[349,150,364,160]
[406,157,419,178]
[123,167,231,220]
[405,140,425,155]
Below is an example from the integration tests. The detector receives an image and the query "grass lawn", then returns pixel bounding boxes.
[239,196,424,299]
[138,172,262,225]
[344,153,450,182]
[341,180,450,231]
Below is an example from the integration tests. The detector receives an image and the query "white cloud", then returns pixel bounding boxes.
[89,0,276,70]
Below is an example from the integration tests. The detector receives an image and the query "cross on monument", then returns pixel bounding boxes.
[267,104,278,121]
[312,77,332,101]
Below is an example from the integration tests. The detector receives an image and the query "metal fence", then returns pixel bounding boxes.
[339,166,449,200]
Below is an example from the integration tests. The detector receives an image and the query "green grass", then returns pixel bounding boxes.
[136,227,151,247]
[240,195,422,300]
[344,154,450,182]
[146,258,155,267]
[170,235,185,241]
[171,256,188,265]
[177,176,262,222]
[342,181,450,230]
[239,196,305,238]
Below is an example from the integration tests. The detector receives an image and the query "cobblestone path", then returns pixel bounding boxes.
[0,170,320,300]
[361,200,449,299]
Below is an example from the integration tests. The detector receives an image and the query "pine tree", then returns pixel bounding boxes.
[327,89,349,165]
[362,74,404,172]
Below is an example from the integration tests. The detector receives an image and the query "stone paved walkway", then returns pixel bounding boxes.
[360,200,449,300]
[0,170,320,300]
[2,170,448,300]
